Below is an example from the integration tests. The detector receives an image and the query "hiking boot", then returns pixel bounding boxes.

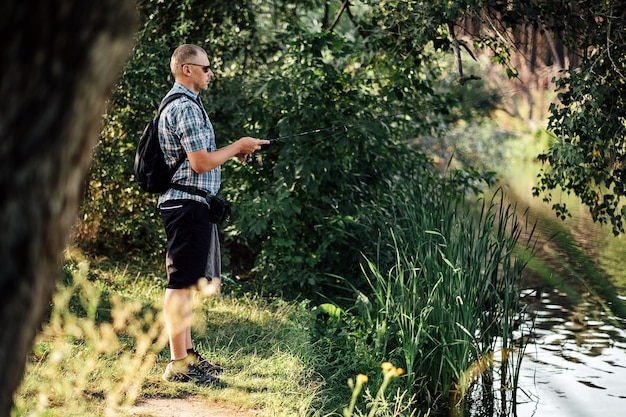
[187,349,224,376]
[162,360,221,386]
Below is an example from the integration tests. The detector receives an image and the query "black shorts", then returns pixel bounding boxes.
[160,200,221,289]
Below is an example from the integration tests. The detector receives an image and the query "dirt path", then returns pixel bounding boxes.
[125,396,259,417]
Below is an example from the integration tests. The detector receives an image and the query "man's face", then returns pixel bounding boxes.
[182,54,214,90]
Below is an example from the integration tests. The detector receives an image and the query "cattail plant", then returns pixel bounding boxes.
[352,175,536,412]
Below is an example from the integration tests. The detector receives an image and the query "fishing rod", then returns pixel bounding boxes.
[244,113,410,164]
[244,123,352,165]
[262,109,417,145]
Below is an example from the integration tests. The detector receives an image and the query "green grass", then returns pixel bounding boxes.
[10,252,432,417]
[12,255,324,417]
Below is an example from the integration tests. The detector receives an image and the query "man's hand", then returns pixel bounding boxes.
[236,137,270,164]
[189,137,270,172]
[237,137,270,154]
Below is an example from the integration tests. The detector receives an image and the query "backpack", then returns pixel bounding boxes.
[134,92,197,193]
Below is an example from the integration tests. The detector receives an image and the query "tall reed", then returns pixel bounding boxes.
[353,176,536,411]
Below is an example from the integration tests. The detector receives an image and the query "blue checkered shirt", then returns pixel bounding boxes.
[157,83,220,207]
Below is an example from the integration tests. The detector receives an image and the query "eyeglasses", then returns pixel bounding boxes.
[182,63,211,73]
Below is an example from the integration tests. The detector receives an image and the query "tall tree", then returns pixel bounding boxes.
[0,1,136,415]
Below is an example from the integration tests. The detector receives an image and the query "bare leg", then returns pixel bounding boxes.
[163,288,192,361]
[185,326,193,352]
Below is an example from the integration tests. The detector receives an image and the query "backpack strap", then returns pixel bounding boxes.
[157,92,210,196]
[170,183,208,198]
[157,92,185,114]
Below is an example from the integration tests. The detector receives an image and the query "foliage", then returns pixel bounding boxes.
[219,28,444,296]
[313,180,535,411]
[524,1,626,234]
[535,52,626,235]
[375,0,626,236]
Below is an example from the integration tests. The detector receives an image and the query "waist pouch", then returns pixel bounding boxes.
[207,194,231,223]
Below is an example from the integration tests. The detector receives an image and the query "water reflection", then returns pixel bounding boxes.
[466,163,626,417]
[476,161,626,416]
[431,157,626,416]
[515,288,626,417]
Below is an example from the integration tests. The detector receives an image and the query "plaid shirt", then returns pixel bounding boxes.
[157,83,220,207]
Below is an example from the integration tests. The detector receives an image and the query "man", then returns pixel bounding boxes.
[158,44,269,385]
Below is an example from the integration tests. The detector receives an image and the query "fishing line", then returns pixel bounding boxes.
[263,124,350,144]
[260,112,411,144]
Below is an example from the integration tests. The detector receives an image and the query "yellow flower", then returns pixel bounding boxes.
[381,362,394,372]
[356,374,368,384]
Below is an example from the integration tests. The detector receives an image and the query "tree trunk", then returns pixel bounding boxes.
[0,1,137,415]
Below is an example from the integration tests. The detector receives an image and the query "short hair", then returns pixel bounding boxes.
[170,44,208,76]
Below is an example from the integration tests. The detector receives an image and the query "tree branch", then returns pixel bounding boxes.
[448,21,481,84]
[326,0,350,32]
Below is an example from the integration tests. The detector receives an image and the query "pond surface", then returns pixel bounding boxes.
[496,162,626,417]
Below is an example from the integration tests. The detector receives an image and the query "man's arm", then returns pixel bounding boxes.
[187,136,269,174]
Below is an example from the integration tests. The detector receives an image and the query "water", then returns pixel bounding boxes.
[497,162,626,417]
[515,289,626,417]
